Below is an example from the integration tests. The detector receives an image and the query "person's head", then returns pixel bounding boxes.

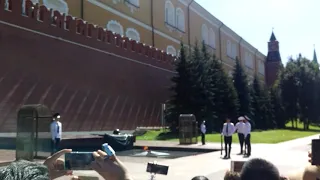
[240,158,280,180]
[0,160,49,180]
[226,117,231,123]
[224,171,241,180]
[238,116,245,122]
[202,120,205,124]
[191,175,209,180]
[244,116,250,123]
[53,113,61,121]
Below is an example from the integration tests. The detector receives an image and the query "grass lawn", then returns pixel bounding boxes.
[136,122,320,144]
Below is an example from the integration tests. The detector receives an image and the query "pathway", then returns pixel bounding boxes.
[0,134,318,180]
[67,134,318,180]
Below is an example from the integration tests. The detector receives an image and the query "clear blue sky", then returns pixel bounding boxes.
[196,0,320,65]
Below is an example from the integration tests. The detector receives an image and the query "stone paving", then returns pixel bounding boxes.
[0,134,319,180]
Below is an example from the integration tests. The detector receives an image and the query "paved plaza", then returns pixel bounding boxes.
[0,134,317,180]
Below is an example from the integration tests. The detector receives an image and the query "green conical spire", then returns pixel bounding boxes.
[313,45,318,64]
[270,30,276,41]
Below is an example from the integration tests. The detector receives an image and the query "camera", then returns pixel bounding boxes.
[146,162,169,175]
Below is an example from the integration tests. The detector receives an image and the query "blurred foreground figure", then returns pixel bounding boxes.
[0,160,49,180]
[191,175,209,180]
[240,158,280,180]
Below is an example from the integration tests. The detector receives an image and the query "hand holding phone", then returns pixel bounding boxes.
[64,152,95,170]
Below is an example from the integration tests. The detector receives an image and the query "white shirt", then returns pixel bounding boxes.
[244,122,251,138]
[235,121,246,134]
[200,123,206,134]
[222,122,235,137]
[50,121,62,140]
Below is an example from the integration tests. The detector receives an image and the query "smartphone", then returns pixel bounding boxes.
[146,162,169,175]
[102,143,115,157]
[230,160,246,172]
[311,139,320,165]
[64,152,95,170]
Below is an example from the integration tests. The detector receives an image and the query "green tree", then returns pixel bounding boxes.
[270,84,286,128]
[188,41,211,125]
[165,43,194,132]
[205,53,239,131]
[232,58,251,116]
[251,76,275,130]
[280,55,319,130]
[296,57,318,129]
[280,58,299,128]
[199,42,217,132]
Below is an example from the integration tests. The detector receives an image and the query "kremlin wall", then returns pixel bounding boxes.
[0,0,174,132]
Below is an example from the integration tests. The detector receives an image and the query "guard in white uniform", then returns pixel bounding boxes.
[243,115,251,157]
[200,120,206,145]
[235,116,246,154]
[221,117,235,159]
[50,113,62,155]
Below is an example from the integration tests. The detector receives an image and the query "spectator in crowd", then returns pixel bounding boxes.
[287,151,320,180]
[223,171,240,180]
[0,149,72,180]
[223,158,281,180]
[0,149,133,180]
[191,175,209,180]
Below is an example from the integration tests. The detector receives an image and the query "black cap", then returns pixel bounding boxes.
[53,113,60,118]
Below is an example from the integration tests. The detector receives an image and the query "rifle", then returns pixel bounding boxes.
[220,128,223,156]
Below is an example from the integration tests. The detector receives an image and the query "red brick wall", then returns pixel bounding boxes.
[0,0,175,132]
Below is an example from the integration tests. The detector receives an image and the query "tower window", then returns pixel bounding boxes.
[167,45,177,56]
[227,40,232,57]
[209,28,216,48]
[107,20,124,36]
[43,0,69,15]
[245,52,254,69]
[231,43,237,59]
[165,1,175,26]
[176,8,185,31]
[127,0,139,7]
[201,24,209,45]
[258,61,265,75]
[125,28,140,42]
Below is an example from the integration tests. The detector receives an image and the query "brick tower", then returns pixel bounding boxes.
[265,31,282,87]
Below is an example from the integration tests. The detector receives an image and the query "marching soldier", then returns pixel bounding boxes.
[200,120,206,145]
[235,116,246,155]
[243,115,251,157]
[221,117,235,159]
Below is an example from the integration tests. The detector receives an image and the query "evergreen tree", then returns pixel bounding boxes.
[166,43,193,132]
[199,42,217,132]
[208,55,239,128]
[188,42,210,122]
[270,85,286,128]
[232,58,251,117]
[251,76,276,130]
[279,58,299,128]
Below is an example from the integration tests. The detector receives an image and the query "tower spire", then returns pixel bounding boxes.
[270,29,277,41]
[313,44,318,64]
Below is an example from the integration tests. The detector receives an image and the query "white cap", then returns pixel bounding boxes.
[238,116,245,121]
